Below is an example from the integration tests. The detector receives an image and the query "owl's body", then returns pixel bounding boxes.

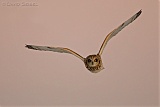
[84,54,104,73]
[26,10,142,73]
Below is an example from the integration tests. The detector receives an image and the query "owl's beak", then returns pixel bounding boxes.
[92,62,94,65]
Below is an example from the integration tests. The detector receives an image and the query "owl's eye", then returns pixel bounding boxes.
[94,58,98,62]
[87,59,91,63]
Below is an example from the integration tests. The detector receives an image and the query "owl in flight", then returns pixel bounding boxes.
[26,10,142,73]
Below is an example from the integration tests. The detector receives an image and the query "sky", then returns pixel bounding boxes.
[0,0,159,107]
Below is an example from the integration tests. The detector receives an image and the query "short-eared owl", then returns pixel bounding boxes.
[26,10,142,73]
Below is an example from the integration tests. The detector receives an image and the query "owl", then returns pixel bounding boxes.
[26,10,142,73]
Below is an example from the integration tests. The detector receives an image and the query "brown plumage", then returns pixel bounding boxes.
[26,10,142,73]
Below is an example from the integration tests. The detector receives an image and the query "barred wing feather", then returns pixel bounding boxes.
[25,45,84,61]
[98,10,142,55]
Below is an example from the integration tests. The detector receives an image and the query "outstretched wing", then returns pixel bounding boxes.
[25,45,85,62]
[98,10,142,55]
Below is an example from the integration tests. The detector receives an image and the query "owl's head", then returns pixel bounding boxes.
[84,54,104,73]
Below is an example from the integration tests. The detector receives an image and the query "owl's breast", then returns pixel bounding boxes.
[84,54,104,73]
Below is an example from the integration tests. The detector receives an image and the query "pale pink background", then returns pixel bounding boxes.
[0,0,159,106]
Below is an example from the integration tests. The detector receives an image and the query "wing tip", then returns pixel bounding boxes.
[25,44,34,49]
[136,9,142,17]
[133,9,142,20]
